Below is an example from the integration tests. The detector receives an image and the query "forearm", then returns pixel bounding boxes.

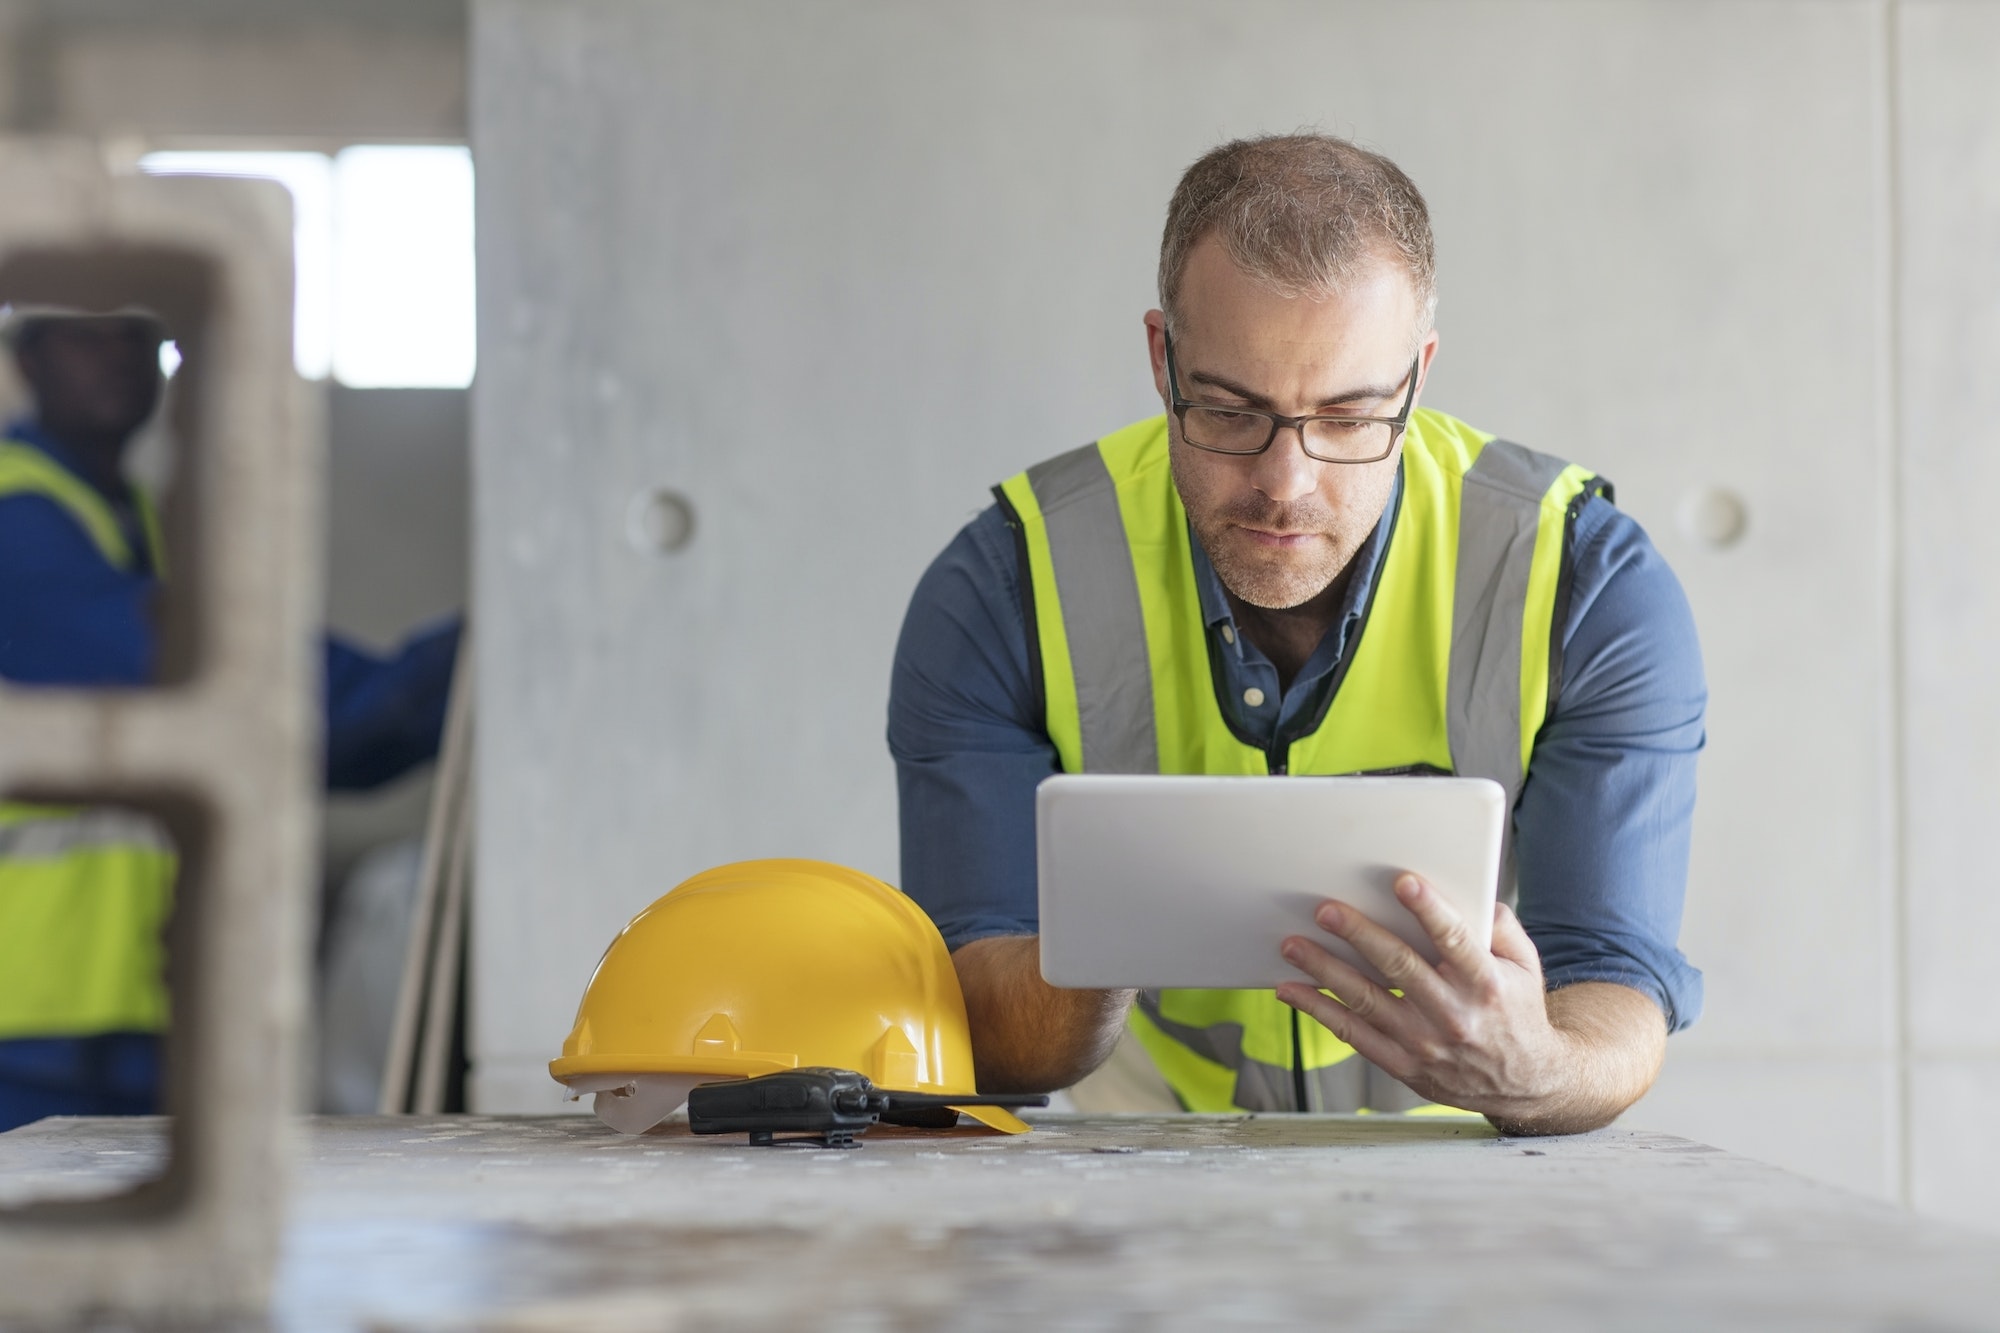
[952,935,1134,1093]
[1485,981,1667,1137]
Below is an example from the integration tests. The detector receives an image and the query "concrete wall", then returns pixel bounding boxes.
[1896,0,2000,1234]
[0,0,464,143]
[472,0,2000,1230]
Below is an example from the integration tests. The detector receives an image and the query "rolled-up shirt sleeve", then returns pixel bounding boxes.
[889,506,1058,951]
[1513,497,1707,1031]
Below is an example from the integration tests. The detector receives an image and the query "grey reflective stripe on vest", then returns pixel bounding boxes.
[1447,439,1569,815]
[1134,990,1423,1112]
[1024,444,1158,773]
[0,809,173,861]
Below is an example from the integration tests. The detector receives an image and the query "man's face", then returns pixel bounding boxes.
[1147,238,1436,611]
[15,317,165,445]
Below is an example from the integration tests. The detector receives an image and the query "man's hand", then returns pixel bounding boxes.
[952,935,1134,1094]
[1274,874,1667,1136]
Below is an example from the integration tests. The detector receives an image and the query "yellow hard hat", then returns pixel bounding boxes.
[549,858,1030,1135]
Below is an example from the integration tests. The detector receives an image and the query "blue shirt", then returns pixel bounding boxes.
[889,453,1707,1032]
[0,423,458,792]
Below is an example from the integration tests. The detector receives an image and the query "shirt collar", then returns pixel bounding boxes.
[1189,464,1403,635]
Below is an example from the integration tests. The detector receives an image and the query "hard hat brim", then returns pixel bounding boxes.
[950,1104,1032,1135]
[0,303,169,347]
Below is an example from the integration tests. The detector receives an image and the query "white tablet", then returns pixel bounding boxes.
[1036,774,1506,990]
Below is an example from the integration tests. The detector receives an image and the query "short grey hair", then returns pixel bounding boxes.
[1158,134,1437,340]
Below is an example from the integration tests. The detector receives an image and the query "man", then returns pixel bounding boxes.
[0,306,460,776]
[889,135,1704,1135]
[0,304,459,1129]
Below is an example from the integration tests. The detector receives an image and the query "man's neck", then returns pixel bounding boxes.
[33,420,131,501]
[1225,558,1358,694]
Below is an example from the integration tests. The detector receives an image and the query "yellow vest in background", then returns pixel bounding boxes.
[0,439,163,574]
[0,805,175,1039]
[0,440,174,1041]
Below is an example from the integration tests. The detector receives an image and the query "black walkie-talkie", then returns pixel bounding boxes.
[686,1067,1047,1148]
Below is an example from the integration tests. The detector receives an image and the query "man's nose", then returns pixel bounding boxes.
[1245,422,1322,505]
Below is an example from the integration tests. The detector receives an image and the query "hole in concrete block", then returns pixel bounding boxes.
[0,787,211,1219]
[0,245,218,689]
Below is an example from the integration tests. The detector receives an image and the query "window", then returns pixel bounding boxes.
[140,147,475,388]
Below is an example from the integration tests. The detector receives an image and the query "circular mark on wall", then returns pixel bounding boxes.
[1676,488,1748,550]
[627,488,697,555]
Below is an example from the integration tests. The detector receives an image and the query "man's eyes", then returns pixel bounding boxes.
[1195,405,1379,425]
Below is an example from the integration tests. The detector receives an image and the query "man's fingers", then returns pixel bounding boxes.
[1274,981,1416,1082]
[1280,937,1419,1041]
[1313,896,1452,1010]
[1391,874,1494,985]
[1488,901,1542,973]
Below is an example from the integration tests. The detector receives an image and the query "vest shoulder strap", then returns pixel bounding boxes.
[1004,421,1604,793]
[1448,438,1574,809]
[0,440,138,571]
[1000,440,1159,773]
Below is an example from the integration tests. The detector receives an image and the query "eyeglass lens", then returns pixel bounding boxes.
[1179,408,1395,462]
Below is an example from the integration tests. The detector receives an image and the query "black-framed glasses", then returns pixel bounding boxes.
[1163,331,1419,464]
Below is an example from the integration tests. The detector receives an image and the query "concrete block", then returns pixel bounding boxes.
[0,143,318,1322]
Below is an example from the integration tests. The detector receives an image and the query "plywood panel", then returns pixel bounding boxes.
[471,0,1894,1107]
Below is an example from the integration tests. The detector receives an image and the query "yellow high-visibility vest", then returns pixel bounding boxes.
[995,409,1604,1112]
[0,439,163,574]
[0,805,175,1039]
[0,440,173,1040]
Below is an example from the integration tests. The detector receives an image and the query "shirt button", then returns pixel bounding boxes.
[1220,624,1236,645]
[1243,687,1266,708]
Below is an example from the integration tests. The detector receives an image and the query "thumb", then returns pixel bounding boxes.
[1490,901,1542,975]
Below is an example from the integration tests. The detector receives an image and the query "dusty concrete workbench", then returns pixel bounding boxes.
[2,1114,1996,1331]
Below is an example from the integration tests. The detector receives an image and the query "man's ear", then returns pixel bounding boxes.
[1143,309,1169,404]
[1413,328,1441,406]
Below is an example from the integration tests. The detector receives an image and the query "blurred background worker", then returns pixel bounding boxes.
[0,303,460,1130]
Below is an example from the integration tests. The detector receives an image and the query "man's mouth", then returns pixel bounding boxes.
[1236,526,1318,550]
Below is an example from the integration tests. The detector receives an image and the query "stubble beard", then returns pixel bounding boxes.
[1201,520,1349,610]
[1173,453,1351,612]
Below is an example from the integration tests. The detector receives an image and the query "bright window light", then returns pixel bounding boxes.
[330,147,476,388]
[140,146,475,389]
[138,150,333,379]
